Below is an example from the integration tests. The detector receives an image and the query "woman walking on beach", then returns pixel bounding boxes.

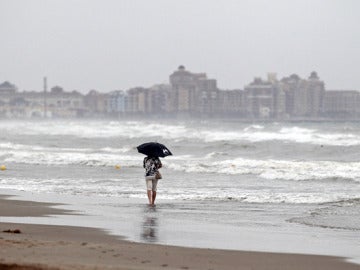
[143,156,162,205]
[137,142,171,205]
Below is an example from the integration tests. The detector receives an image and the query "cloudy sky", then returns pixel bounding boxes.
[0,0,359,92]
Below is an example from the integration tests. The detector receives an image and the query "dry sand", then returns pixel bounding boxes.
[0,194,359,270]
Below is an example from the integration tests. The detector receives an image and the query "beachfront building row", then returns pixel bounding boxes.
[0,82,84,118]
[1,66,360,119]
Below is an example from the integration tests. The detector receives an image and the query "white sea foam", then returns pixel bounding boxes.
[2,121,360,145]
[289,200,360,230]
[3,150,141,167]
[99,147,131,153]
[3,142,360,183]
[0,175,355,204]
[0,142,132,155]
[199,127,360,146]
[0,142,51,151]
[166,157,360,182]
[243,125,264,131]
[0,121,189,139]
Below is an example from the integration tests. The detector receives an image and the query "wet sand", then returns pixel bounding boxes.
[0,194,359,270]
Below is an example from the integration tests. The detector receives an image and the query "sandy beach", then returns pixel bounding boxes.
[0,194,359,270]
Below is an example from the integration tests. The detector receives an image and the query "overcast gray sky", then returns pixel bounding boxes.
[1,0,359,92]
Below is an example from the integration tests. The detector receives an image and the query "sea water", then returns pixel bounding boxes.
[0,120,360,262]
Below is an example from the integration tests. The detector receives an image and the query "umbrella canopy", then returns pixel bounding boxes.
[137,142,172,158]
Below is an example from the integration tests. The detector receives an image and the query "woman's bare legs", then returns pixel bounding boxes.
[152,191,157,205]
[147,190,152,204]
[146,190,157,205]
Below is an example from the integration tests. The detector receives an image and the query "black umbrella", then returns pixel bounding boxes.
[137,142,172,158]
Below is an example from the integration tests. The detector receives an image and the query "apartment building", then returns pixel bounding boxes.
[84,90,108,116]
[45,86,84,117]
[169,65,218,116]
[106,90,126,115]
[218,89,246,117]
[148,84,171,115]
[322,90,360,118]
[306,71,325,118]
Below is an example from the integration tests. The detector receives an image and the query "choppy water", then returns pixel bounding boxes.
[1,120,360,235]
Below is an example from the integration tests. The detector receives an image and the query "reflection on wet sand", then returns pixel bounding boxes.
[141,206,158,242]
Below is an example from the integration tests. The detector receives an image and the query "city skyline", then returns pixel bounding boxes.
[1,67,358,94]
[2,65,359,120]
[1,0,359,92]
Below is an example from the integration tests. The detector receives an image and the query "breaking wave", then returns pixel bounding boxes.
[166,157,360,182]
[288,198,360,230]
[1,120,360,146]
